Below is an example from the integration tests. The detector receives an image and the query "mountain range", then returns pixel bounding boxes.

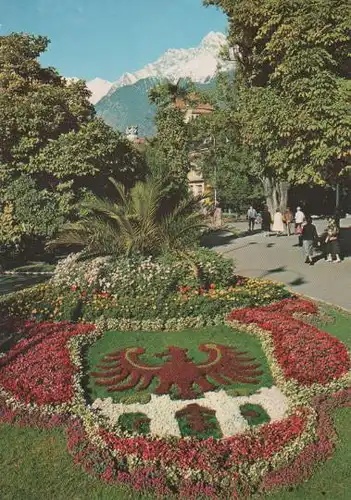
[71,32,232,136]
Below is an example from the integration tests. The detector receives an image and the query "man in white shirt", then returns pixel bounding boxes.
[295,207,305,246]
[247,206,257,232]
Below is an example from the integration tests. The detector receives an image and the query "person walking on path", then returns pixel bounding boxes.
[283,207,293,236]
[272,209,284,236]
[301,215,319,265]
[247,206,257,232]
[325,218,341,263]
[295,206,305,246]
[261,206,271,236]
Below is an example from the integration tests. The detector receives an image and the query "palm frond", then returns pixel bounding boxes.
[49,176,205,257]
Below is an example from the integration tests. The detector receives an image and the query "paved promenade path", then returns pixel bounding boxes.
[204,217,351,311]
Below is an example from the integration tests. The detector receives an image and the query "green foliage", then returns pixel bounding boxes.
[51,248,234,295]
[0,204,22,244]
[0,252,291,324]
[117,413,150,435]
[204,0,351,185]
[159,247,234,288]
[0,33,146,249]
[189,73,264,212]
[148,78,195,109]
[240,403,270,426]
[49,249,233,302]
[3,175,63,239]
[147,108,190,192]
[147,79,193,193]
[49,177,204,257]
[29,119,146,193]
[0,34,94,177]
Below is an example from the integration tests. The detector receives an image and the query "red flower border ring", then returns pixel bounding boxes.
[0,298,350,496]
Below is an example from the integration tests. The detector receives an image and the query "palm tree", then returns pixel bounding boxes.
[148,78,196,109]
[49,177,205,257]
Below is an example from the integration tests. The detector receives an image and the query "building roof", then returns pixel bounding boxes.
[175,95,214,114]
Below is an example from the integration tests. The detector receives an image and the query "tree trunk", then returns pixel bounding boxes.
[278,181,290,211]
[262,176,290,215]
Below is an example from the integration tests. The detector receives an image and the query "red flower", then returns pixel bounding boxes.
[228,298,350,385]
[0,322,95,405]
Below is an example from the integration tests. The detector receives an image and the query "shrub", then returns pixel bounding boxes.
[0,249,291,324]
[52,248,235,296]
[158,247,234,288]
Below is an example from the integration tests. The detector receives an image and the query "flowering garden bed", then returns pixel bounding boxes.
[0,290,350,498]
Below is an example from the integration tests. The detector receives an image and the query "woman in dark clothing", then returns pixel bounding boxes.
[261,206,271,236]
[301,216,318,265]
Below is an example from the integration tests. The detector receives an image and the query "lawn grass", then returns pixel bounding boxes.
[267,407,351,500]
[266,306,351,499]
[86,325,273,403]
[316,305,351,349]
[0,424,152,500]
[0,305,349,499]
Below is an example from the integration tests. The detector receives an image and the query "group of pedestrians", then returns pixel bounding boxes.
[247,205,342,265]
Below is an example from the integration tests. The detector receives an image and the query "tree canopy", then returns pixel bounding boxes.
[189,73,264,212]
[147,79,193,193]
[204,0,350,208]
[0,33,145,250]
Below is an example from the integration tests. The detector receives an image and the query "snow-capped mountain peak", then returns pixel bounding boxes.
[200,31,227,48]
[85,78,113,105]
[82,32,230,104]
[114,72,138,88]
[105,31,230,99]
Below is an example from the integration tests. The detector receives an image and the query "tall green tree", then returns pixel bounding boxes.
[29,119,146,195]
[148,78,195,108]
[189,73,264,212]
[0,33,145,248]
[0,34,93,181]
[204,0,350,212]
[147,79,194,194]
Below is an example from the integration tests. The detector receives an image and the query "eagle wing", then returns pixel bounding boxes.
[197,343,263,386]
[91,347,161,392]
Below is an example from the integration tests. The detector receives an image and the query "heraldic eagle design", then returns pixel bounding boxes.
[91,344,263,399]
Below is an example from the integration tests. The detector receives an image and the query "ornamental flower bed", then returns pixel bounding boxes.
[0,274,291,324]
[0,321,94,405]
[0,297,350,498]
[0,250,291,324]
[228,299,350,386]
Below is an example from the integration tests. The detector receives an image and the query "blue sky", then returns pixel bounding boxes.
[0,0,227,81]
